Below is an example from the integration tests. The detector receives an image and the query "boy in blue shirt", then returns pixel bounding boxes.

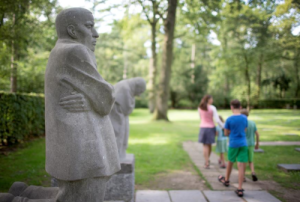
[218,99,248,197]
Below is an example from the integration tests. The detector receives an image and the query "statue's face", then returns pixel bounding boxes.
[135,82,146,96]
[76,12,99,51]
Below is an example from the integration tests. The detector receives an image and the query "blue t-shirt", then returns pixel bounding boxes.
[224,114,248,148]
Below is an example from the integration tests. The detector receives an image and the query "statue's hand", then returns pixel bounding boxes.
[59,93,89,112]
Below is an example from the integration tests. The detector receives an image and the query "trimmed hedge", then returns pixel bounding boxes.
[0,92,45,146]
[257,99,300,109]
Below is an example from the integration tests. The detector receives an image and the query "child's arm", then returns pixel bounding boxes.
[224,129,230,136]
[255,131,259,149]
[211,105,224,128]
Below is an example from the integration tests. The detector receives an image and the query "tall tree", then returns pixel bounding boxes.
[137,0,161,113]
[153,0,178,120]
[0,0,58,92]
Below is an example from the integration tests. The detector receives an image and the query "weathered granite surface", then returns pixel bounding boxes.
[105,154,135,202]
[109,78,146,161]
[44,7,120,202]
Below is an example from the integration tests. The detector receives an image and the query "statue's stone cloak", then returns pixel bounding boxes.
[109,79,140,160]
[45,39,120,181]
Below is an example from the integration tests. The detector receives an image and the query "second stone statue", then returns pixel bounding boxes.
[109,77,146,161]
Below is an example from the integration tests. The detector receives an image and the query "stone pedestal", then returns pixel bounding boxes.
[104,154,135,202]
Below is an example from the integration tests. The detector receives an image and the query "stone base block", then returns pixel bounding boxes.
[104,153,135,202]
[278,164,300,172]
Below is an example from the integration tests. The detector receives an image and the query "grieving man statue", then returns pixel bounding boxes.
[45,8,120,202]
[109,78,146,161]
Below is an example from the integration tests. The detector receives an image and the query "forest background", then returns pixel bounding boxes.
[1,0,300,120]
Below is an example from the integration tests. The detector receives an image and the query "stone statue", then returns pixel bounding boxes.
[109,77,146,161]
[45,8,120,202]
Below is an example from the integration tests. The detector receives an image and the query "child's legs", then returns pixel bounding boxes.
[220,153,225,165]
[248,146,255,173]
[203,144,209,164]
[249,162,255,173]
[237,146,249,189]
[226,161,234,181]
[208,144,212,157]
[238,162,246,189]
[226,147,238,181]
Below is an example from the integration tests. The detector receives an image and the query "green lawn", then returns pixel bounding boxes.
[247,146,300,189]
[0,109,300,192]
[0,137,50,192]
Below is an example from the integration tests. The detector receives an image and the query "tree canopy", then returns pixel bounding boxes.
[0,0,299,115]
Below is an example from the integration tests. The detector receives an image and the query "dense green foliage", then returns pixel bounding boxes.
[0,0,59,92]
[0,92,45,145]
[1,109,299,193]
[0,0,300,110]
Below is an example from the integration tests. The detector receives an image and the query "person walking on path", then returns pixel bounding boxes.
[216,116,228,169]
[218,99,248,197]
[240,109,259,182]
[198,95,224,169]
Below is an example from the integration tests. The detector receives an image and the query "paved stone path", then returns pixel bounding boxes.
[183,141,262,191]
[135,190,281,202]
[134,141,288,202]
[260,141,300,146]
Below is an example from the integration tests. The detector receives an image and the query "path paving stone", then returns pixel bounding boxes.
[135,190,170,202]
[295,148,300,152]
[284,133,297,136]
[169,190,206,202]
[277,164,300,172]
[203,191,244,202]
[243,191,281,202]
[260,141,300,146]
[254,148,264,153]
[232,182,263,191]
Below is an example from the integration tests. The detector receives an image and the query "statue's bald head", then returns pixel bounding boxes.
[55,8,99,51]
[55,8,93,39]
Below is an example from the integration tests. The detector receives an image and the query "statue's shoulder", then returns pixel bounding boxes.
[55,40,90,60]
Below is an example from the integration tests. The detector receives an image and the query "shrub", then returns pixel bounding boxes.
[257,99,300,109]
[0,92,45,145]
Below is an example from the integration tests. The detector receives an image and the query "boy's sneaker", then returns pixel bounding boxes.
[252,173,258,181]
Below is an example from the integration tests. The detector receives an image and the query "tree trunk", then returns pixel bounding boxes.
[190,44,196,83]
[294,49,300,97]
[10,14,17,93]
[153,0,178,121]
[256,53,264,99]
[244,54,251,111]
[148,3,158,113]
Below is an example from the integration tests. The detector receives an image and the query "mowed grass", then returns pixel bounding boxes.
[0,137,50,192]
[128,109,300,187]
[249,146,300,189]
[0,109,300,192]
